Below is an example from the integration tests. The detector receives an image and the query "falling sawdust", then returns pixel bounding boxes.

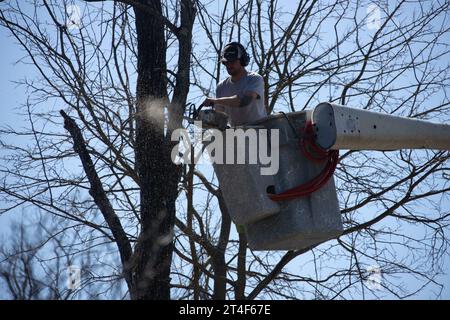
[139,96,169,131]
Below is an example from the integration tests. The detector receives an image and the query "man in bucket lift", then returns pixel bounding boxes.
[201,42,267,127]
[201,42,269,234]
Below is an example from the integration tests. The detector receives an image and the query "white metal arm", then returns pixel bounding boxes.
[311,102,450,151]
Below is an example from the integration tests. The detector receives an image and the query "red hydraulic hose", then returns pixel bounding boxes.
[268,121,339,202]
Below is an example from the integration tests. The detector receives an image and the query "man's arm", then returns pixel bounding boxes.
[202,92,259,108]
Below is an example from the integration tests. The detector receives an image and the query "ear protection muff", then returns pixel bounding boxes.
[225,42,250,66]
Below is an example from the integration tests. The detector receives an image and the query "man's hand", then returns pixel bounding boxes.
[208,92,258,109]
[200,97,215,107]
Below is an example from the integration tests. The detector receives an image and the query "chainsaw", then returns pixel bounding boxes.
[183,103,229,131]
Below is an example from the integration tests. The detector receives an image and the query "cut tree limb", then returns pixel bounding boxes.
[60,110,133,288]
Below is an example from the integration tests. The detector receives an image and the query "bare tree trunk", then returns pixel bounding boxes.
[132,0,195,300]
[132,0,172,300]
[212,191,231,300]
[235,233,247,300]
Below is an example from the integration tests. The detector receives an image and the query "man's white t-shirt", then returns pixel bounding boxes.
[215,71,267,126]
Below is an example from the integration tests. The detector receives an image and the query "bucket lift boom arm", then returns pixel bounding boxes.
[311,102,450,151]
